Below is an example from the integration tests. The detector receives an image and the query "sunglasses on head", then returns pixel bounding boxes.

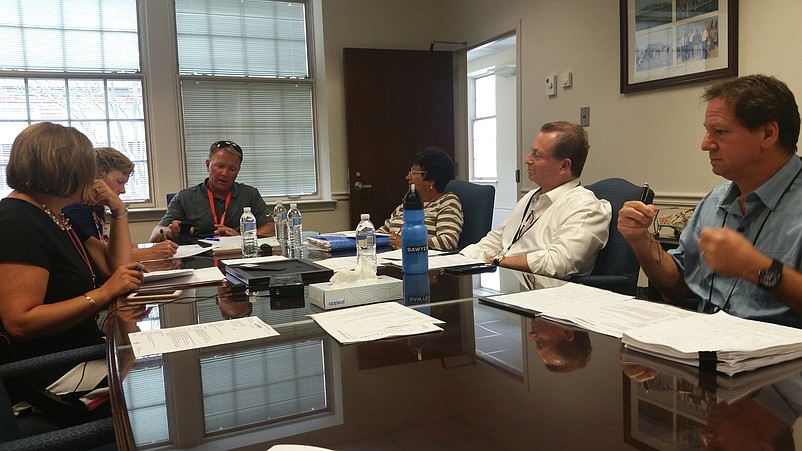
[213,140,243,154]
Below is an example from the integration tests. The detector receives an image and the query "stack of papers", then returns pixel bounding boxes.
[308,302,444,344]
[481,283,802,375]
[138,267,226,291]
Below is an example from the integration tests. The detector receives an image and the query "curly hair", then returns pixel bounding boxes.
[411,146,455,192]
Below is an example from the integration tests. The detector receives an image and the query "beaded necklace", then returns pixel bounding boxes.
[38,201,97,288]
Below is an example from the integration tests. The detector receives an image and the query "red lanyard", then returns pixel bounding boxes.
[67,225,96,288]
[207,186,232,225]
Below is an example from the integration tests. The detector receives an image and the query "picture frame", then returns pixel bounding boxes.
[620,0,738,93]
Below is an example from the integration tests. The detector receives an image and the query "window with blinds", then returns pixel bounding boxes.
[176,0,317,198]
[0,0,150,202]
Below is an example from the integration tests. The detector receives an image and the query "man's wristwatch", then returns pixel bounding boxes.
[757,259,783,290]
[492,255,505,266]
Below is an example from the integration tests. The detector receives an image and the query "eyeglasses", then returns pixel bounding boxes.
[408,169,427,176]
[213,140,243,155]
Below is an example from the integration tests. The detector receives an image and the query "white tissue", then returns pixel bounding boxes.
[329,258,377,285]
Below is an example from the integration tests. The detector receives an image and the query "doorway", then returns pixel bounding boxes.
[466,34,517,228]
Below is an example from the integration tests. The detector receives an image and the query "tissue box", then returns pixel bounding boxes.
[309,275,403,310]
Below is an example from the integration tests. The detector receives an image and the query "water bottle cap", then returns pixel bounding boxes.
[290,203,297,208]
[360,213,370,220]
[244,207,251,212]
[403,184,423,210]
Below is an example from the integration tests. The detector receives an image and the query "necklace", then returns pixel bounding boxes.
[34,198,97,288]
[40,203,72,231]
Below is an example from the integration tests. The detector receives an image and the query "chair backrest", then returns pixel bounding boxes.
[445,180,495,251]
[580,177,654,282]
[166,192,177,205]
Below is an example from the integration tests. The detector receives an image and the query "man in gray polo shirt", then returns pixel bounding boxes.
[150,140,273,242]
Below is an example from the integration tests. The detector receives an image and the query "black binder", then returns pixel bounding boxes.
[224,259,333,292]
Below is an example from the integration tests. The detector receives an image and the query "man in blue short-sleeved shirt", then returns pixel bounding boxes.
[619,75,802,328]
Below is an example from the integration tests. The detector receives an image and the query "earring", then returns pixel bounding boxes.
[430,184,434,190]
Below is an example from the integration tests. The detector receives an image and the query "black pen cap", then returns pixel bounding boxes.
[403,184,423,210]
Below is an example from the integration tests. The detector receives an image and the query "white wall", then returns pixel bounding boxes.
[438,0,802,206]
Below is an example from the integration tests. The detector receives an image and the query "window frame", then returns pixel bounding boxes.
[175,0,322,202]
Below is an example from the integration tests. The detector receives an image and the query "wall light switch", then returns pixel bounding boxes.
[545,74,557,96]
[560,71,573,88]
[580,106,590,127]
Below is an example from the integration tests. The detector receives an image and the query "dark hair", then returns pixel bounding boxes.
[543,330,593,373]
[7,122,95,200]
[412,146,455,192]
[702,74,800,153]
[540,121,589,177]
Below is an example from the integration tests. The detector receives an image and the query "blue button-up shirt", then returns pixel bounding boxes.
[670,155,802,327]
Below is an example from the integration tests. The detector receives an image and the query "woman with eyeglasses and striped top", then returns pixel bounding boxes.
[378,147,464,251]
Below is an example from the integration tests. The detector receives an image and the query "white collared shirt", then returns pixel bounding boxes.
[462,179,611,278]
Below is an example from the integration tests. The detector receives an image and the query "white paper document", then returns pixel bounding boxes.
[308,301,444,344]
[138,267,225,291]
[426,253,485,269]
[128,316,279,358]
[377,249,446,264]
[314,255,359,271]
[221,255,288,266]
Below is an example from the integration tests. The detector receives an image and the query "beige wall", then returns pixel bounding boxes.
[131,0,802,241]
[437,0,802,206]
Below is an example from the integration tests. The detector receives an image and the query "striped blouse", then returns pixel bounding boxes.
[377,192,464,251]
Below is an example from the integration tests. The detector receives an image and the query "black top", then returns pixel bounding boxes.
[0,198,104,360]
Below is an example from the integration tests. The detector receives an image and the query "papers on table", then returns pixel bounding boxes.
[377,249,446,265]
[622,311,802,376]
[221,255,288,266]
[137,267,225,291]
[128,317,279,358]
[308,301,444,344]
[314,255,359,271]
[481,282,802,375]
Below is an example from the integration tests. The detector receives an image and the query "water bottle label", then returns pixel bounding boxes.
[405,244,428,254]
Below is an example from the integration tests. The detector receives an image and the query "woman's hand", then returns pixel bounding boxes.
[389,230,401,249]
[97,262,144,303]
[132,241,179,261]
[92,179,125,214]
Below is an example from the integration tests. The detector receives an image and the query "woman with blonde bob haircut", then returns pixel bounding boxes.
[0,122,145,425]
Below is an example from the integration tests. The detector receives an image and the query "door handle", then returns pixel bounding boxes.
[354,181,373,190]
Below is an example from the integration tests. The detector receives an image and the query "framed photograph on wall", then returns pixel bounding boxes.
[620,0,738,93]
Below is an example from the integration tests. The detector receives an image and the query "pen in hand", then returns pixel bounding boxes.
[639,183,650,203]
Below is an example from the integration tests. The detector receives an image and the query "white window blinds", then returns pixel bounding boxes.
[176,0,317,197]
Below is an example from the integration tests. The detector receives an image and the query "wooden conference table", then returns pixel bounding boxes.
[106,254,802,450]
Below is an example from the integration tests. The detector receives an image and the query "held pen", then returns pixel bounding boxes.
[639,183,650,203]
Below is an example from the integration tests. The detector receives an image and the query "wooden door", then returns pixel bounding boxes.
[344,48,455,229]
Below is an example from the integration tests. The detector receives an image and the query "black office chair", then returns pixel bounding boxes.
[570,178,654,295]
[0,344,117,451]
[444,180,495,251]
[166,192,177,205]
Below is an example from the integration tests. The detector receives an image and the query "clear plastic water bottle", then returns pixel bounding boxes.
[287,203,304,258]
[355,213,377,271]
[273,201,288,255]
[239,206,258,258]
[401,184,428,274]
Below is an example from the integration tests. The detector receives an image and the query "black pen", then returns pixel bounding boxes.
[639,183,650,203]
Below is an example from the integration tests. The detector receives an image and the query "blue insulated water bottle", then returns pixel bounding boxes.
[401,184,428,274]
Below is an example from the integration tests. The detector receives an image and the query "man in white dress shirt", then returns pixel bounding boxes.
[461,121,612,278]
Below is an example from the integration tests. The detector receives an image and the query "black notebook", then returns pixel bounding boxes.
[224,259,333,291]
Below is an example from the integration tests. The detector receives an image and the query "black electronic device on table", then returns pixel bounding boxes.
[224,259,333,292]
